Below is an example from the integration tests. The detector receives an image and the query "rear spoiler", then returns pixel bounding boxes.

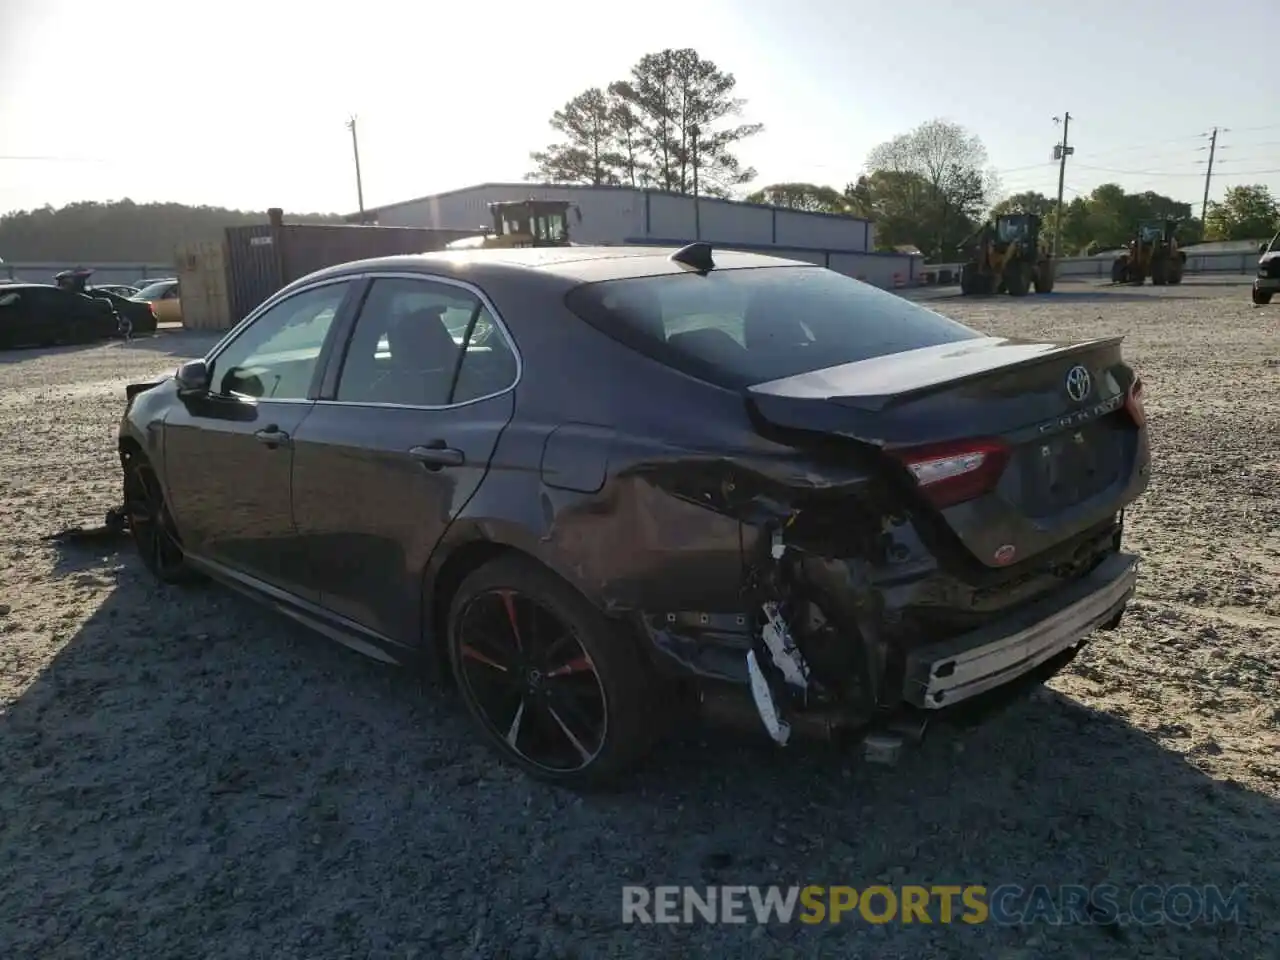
[855,336,1127,411]
[749,336,1126,416]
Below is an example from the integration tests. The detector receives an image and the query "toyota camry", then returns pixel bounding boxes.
[116,243,1150,787]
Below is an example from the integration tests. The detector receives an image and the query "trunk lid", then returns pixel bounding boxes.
[747,336,1149,568]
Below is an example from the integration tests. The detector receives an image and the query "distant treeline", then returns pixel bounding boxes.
[0,199,345,263]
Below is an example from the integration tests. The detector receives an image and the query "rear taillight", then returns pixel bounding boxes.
[892,438,1010,509]
[1125,377,1146,427]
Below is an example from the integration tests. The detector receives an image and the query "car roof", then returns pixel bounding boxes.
[289,245,818,292]
[0,283,59,291]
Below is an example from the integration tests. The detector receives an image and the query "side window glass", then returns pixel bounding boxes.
[211,282,350,400]
[336,277,517,406]
[452,302,518,404]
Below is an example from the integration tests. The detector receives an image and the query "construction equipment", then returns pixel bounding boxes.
[958,214,1055,296]
[1110,219,1186,286]
[444,199,582,250]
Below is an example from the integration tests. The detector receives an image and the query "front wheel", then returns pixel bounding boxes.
[1004,262,1031,296]
[447,555,654,788]
[1254,287,1274,305]
[123,452,197,583]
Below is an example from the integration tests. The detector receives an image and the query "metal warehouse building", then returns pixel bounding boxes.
[347,182,920,288]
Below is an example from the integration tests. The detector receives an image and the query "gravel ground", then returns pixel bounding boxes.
[1,279,1278,959]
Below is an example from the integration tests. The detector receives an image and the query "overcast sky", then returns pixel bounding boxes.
[2,0,1278,216]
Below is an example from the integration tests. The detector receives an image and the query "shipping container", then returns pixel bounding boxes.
[220,212,474,329]
[175,240,232,330]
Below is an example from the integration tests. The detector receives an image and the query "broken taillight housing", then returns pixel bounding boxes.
[1124,377,1146,427]
[892,438,1011,509]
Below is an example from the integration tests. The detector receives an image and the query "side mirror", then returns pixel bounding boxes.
[1260,242,1269,255]
[175,359,211,394]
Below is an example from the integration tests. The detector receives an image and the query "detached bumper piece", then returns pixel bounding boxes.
[746,602,813,746]
[902,552,1139,709]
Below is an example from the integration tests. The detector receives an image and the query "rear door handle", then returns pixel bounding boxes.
[254,425,290,447]
[409,442,465,469]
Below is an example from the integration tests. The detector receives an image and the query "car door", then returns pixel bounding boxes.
[18,287,77,344]
[0,289,38,346]
[161,278,360,599]
[289,273,519,645]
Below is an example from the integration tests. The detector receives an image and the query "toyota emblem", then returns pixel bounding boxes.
[1065,365,1092,402]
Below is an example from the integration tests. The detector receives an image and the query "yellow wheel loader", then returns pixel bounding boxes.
[1110,219,1185,286]
[958,213,1055,297]
[445,199,582,250]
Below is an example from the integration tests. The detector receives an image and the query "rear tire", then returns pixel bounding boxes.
[1034,262,1055,294]
[1253,287,1273,305]
[447,555,655,788]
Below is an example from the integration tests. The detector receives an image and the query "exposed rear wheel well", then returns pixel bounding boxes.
[427,540,521,679]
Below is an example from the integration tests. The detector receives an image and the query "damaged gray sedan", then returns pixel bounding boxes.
[116,243,1150,787]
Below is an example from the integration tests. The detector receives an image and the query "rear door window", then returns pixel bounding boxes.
[564,265,983,389]
[334,277,517,407]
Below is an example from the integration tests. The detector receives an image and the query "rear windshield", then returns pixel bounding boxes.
[134,281,174,300]
[563,265,983,389]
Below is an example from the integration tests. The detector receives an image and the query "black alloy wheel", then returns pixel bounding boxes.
[123,456,192,583]
[447,556,652,786]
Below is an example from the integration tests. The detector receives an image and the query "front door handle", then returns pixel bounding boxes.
[409,441,465,469]
[254,425,290,447]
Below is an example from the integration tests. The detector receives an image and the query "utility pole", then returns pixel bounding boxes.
[345,115,365,221]
[1051,112,1073,259]
[1200,127,1219,223]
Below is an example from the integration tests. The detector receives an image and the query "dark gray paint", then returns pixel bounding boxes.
[118,245,1150,735]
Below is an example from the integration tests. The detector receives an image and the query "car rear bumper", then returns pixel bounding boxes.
[1254,277,1280,291]
[900,551,1138,709]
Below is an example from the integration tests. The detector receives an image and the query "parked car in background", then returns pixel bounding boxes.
[0,283,123,348]
[89,288,158,335]
[131,278,182,323]
[92,283,141,298]
[116,244,1150,787]
[1254,232,1279,305]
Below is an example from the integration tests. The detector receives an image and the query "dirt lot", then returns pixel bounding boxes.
[1,279,1278,959]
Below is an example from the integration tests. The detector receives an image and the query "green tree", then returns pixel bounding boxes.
[862,119,994,259]
[843,170,956,253]
[1041,185,1199,255]
[744,182,851,213]
[529,49,762,197]
[991,191,1055,218]
[527,88,624,186]
[1204,185,1280,241]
